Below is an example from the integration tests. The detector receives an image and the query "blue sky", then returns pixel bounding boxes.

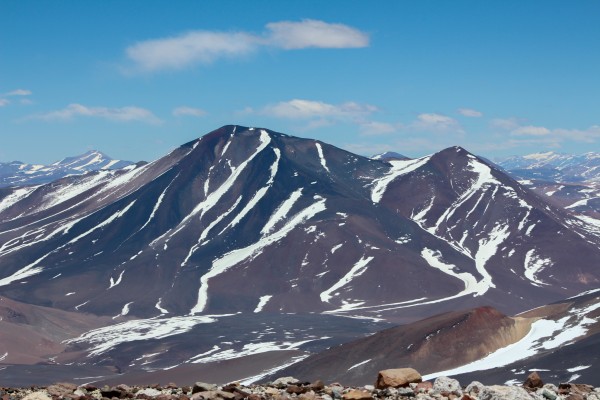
[2,1,599,164]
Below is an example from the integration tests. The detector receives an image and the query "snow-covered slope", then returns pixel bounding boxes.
[0,150,133,188]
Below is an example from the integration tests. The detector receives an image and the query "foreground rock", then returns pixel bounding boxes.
[1,369,600,400]
[375,368,422,389]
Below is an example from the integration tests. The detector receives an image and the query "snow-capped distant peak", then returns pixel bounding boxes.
[372,151,409,161]
[522,151,559,161]
[0,150,134,188]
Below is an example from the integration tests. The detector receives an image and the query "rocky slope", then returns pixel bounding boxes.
[1,371,599,400]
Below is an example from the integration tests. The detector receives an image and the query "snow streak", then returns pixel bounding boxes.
[371,157,430,203]
[315,142,330,173]
[524,249,551,286]
[320,256,374,303]
[254,295,273,313]
[190,196,327,314]
[170,130,271,238]
[261,188,303,235]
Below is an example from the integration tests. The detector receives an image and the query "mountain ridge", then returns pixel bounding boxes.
[0,150,134,188]
[1,125,599,386]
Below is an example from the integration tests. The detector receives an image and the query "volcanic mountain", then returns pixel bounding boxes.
[0,125,599,384]
[0,150,133,188]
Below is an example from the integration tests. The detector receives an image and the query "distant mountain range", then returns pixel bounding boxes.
[496,151,600,183]
[0,126,599,386]
[0,150,133,188]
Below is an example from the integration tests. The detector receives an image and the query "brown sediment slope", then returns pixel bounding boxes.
[274,306,534,386]
[0,296,113,364]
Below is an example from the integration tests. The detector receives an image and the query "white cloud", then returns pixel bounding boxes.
[261,99,377,120]
[32,103,162,124]
[553,125,600,142]
[5,89,32,96]
[172,106,207,117]
[458,108,483,117]
[412,113,461,132]
[127,31,258,72]
[125,20,369,72]
[359,121,400,136]
[511,125,551,136]
[265,19,369,49]
[491,116,600,144]
[490,117,520,130]
[0,99,9,107]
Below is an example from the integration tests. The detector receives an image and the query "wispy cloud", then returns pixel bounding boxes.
[511,125,551,136]
[493,117,600,146]
[260,99,377,120]
[126,19,369,72]
[127,32,258,72]
[490,117,520,130]
[457,108,483,117]
[30,103,162,124]
[359,121,401,136]
[265,20,369,50]
[172,106,207,117]
[0,89,32,107]
[411,113,462,132]
[5,89,32,96]
[553,125,600,142]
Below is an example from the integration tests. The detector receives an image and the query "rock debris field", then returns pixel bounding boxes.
[2,369,599,400]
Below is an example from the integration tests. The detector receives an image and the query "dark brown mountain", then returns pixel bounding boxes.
[0,125,599,385]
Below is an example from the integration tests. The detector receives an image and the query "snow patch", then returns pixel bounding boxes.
[331,243,343,254]
[320,256,374,303]
[473,224,510,295]
[66,314,233,356]
[421,248,483,297]
[315,142,330,173]
[254,295,273,313]
[240,355,309,385]
[567,365,590,373]
[108,270,126,289]
[155,298,168,314]
[524,249,552,286]
[138,174,179,233]
[347,359,371,371]
[371,157,430,203]
[113,302,133,319]
[423,301,600,380]
[261,188,303,235]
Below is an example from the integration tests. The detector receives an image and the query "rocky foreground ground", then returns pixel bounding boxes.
[1,369,598,400]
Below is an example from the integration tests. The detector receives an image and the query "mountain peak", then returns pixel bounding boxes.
[0,149,133,188]
[372,151,409,161]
